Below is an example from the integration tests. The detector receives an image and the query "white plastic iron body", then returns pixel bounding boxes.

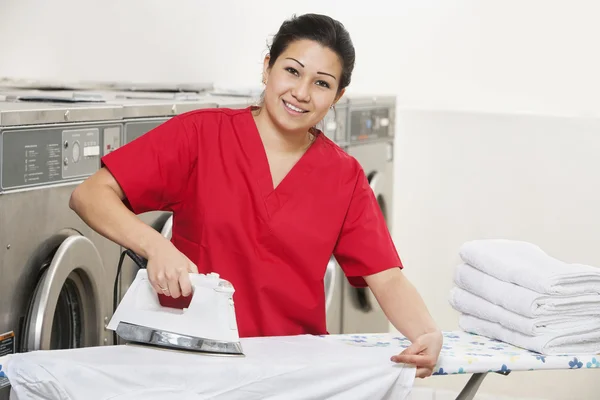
[107,269,244,356]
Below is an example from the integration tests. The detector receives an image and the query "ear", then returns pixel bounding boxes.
[333,88,346,105]
[262,54,271,84]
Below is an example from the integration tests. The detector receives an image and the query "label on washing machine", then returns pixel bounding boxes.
[0,331,14,357]
[0,331,14,389]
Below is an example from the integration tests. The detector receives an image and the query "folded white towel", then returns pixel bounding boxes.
[454,263,600,317]
[449,286,600,336]
[459,314,600,355]
[459,239,600,295]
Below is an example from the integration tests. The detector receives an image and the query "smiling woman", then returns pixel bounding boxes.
[69,12,443,380]
[255,14,354,140]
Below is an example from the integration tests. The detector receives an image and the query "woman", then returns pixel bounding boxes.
[70,13,443,378]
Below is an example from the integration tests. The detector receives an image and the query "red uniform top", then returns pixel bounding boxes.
[101,107,402,338]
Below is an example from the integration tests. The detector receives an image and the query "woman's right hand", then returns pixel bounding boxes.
[146,240,199,298]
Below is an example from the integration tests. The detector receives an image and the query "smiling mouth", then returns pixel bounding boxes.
[283,100,308,114]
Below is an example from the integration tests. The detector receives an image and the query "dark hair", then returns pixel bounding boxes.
[267,13,355,94]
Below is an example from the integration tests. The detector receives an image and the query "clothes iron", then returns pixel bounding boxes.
[107,262,244,357]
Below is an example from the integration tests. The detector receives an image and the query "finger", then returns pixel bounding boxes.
[391,354,435,367]
[154,272,171,296]
[179,270,193,297]
[186,257,199,274]
[400,342,425,356]
[166,271,182,298]
[415,367,433,379]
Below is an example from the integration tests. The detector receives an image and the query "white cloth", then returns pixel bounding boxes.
[459,239,600,295]
[454,263,600,317]
[458,314,600,355]
[449,286,600,336]
[2,335,416,400]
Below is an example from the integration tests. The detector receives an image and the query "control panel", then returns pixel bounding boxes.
[1,124,122,190]
[322,105,348,144]
[62,128,100,179]
[349,107,393,142]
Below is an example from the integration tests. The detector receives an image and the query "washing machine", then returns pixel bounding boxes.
[97,92,220,319]
[0,98,125,399]
[315,97,350,334]
[340,95,396,334]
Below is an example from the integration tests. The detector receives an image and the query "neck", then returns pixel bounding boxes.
[252,107,313,153]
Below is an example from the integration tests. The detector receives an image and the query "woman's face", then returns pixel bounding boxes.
[262,39,344,134]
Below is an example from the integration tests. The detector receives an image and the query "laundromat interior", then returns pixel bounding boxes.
[1,1,599,399]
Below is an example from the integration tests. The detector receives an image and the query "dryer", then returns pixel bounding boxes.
[341,95,396,334]
[0,99,124,399]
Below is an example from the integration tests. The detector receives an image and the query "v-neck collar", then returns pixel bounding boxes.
[242,107,323,218]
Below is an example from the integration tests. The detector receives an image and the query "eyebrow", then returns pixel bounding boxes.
[285,57,337,80]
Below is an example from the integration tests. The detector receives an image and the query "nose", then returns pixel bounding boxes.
[291,78,311,102]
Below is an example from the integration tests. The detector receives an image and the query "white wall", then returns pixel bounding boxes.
[2,0,600,398]
[395,109,600,399]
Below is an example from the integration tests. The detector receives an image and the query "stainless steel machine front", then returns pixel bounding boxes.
[0,98,125,399]
[339,95,396,334]
[101,91,221,322]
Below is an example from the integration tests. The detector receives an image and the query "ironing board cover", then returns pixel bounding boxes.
[318,330,600,375]
[2,331,600,400]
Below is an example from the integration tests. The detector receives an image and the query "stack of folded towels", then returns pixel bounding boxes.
[449,239,600,355]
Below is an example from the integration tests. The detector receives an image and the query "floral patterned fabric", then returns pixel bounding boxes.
[319,330,600,375]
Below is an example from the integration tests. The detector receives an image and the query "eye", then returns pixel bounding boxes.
[316,80,331,89]
[285,67,299,76]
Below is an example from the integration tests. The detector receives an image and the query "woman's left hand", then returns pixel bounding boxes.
[390,330,443,378]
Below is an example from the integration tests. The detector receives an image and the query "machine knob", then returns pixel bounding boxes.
[72,141,81,163]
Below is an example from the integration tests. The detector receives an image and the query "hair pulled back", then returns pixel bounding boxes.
[266,13,355,94]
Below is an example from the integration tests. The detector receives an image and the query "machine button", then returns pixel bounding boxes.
[72,141,80,163]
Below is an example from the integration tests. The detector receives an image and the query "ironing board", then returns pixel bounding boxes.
[320,330,600,400]
[1,330,599,400]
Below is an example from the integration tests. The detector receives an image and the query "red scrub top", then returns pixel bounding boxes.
[101,106,402,338]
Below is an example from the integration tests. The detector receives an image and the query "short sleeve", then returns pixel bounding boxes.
[100,115,195,214]
[333,168,403,287]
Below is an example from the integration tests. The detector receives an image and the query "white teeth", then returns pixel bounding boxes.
[284,101,306,113]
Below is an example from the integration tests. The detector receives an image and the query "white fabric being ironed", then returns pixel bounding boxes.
[2,334,416,400]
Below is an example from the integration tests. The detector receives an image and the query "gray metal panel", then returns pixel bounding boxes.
[346,94,396,107]
[322,101,349,145]
[0,101,122,127]
[204,95,255,109]
[124,119,169,144]
[0,186,118,354]
[341,141,395,334]
[102,81,214,93]
[119,99,217,119]
[1,122,122,191]
[346,95,396,145]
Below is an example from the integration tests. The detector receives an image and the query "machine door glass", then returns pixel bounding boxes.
[21,232,106,352]
[351,170,388,312]
[324,257,338,311]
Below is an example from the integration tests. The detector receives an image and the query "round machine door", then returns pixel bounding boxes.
[160,214,173,240]
[350,170,388,313]
[21,232,107,352]
[324,256,338,311]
